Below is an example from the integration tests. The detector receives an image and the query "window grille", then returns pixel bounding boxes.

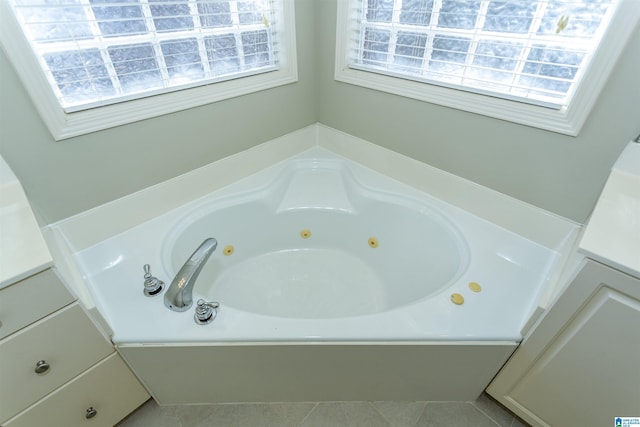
[8,0,281,112]
[347,0,617,108]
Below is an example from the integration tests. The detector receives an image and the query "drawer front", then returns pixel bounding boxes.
[0,269,75,340]
[4,353,150,427]
[0,303,113,422]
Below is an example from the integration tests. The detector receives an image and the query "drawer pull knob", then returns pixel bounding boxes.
[34,360,50,374]
[85,407,97,419]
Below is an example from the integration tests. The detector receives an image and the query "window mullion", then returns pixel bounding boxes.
[138,0,170,87]
[460,1,490,86]
[388,0,402,66]
[510,0,549,96]
[355,0,367,66]
[80,0,124,96]
[228,0,247,70]
[475,1,489,29]
[188,0,212,77]
[421,0,443,75]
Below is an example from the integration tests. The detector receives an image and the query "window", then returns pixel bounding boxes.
[0,0,297,139]
[335,0,639,135]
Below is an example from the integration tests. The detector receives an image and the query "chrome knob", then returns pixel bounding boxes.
[85,406,97,419]
[143,264,164,297]
[34,360,50,374]
[194,299,219,325]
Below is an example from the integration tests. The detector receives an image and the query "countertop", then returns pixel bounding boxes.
[0,155,52,289]
[579,141,640,278]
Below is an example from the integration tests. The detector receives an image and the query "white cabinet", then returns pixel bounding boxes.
[487,259,640,427]
[5,353,149,427]
[0,269,74,340]
[0,268,150,426]
[0,303,113,419]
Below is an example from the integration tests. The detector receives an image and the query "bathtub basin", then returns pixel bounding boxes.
[162,160,469,319]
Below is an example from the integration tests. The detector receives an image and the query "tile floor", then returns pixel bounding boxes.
[116,393,530,427]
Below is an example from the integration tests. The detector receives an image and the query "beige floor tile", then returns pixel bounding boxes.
[300,402,393,427]
[116,399,183,427]
[473,393,515,427]
[372,401,427,427]
[172,402,315,427]
[118,398,535,427]
[416,402,499,427]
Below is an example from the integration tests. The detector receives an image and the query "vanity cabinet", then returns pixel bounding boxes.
[4,352,148,427]
[487,259,640,427]
[0,268,149,426]
[0,154,149,426]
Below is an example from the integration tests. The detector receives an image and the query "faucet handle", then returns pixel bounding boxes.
[194,299,219,325]
[143,264,164,297]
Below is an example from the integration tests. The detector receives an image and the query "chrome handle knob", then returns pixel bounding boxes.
[143,264,164,297]
[194,299,219,325]
[34,360,50,374]
[85,406,97,419]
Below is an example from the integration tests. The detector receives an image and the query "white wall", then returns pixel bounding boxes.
[315,0,640,223]
[0,0,317,224]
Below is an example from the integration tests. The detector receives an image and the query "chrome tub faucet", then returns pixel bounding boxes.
[164,237,217,312]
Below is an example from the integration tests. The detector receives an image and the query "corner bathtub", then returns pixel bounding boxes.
[71,149,565,403]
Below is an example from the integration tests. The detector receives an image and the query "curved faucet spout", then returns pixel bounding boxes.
[164,238,217,312]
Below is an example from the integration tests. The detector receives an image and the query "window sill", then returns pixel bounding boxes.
[43,68,297,140]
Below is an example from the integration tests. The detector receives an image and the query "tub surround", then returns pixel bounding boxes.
[119,343,516,403]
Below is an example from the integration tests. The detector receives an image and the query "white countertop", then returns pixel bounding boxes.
[0,155,52,289]
[579,142,640,278]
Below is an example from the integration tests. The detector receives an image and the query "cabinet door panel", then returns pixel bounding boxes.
[0,303,113,422]
[511,287,640,426]
[0,269,74,340]
[4,353,150,427]
[488,260,640,427]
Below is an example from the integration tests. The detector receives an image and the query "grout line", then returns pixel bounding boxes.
[468,401,503,427]
[296,402,319,427]
[369,402,395,427]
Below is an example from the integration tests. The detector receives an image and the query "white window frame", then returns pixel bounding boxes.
[0,0,298,141]
[335,0,639,136]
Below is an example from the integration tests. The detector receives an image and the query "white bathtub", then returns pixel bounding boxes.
[76,152,560,344]
[49,127,581,403]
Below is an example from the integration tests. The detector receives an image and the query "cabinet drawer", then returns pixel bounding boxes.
[4,353,150,427]
[0,303,113,422]
[0,269,75,340]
